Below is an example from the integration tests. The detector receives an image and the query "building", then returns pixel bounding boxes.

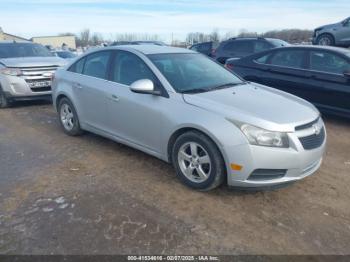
[31,35,76,50]
[0,27,29,41]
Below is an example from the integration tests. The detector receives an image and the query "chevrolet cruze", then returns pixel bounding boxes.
[52,45,326,191]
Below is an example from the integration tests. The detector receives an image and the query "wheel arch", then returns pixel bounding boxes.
[166,126,228,167]
[317,32,335,45]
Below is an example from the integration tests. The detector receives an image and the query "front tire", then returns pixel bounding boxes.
[172,131,226,191]
[316,34,335,46]
[58,98,83,136]
[0,88,10,108]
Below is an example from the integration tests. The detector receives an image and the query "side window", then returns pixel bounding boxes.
[310,51,350,74]
[190,45,198,51]
[223,41,254,54]
[254,41,271,53]
[198,43,211,53]
[112,51,157,86]
[82,51,111,79]
[270,50,305,69]
[255,54,271,64]
[68,58,85,74]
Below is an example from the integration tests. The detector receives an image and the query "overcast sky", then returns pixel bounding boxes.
[1,0,349,43]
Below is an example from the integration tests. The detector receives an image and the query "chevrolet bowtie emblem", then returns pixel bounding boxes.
[312,124,321,135]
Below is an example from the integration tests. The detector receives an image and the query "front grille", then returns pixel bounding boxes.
[248,169,287,181]
[17,66,58,92]
[299,127,325,150]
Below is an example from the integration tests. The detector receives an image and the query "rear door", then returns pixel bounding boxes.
[305,49,350,113]
[71,51,113,131]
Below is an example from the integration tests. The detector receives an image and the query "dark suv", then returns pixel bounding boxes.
[189,41,219,57]
[214,37,289,64]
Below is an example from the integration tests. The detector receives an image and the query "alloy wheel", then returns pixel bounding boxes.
[177,142,212,183]
[60,103,75,131]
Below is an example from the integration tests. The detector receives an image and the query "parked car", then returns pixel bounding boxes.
[52,50,77,60]
[189,41,219,57]
[313,17,350,47]
[214,37,289,64]
[0,41,67,108]
[225,45,350,117]
[52,45,325,191]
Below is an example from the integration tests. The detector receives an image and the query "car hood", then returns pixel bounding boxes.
[183,82,319,132]
[315,23,338,31]
[0,57,67,68]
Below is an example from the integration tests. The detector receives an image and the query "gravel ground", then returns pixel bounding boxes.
[0,101,349,255]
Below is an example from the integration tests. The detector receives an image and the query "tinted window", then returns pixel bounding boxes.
[112,51,157,86]
[223,41,254,54]
[255,54,270,64]
[83,51,111,79]
[148,53,243,93]
[310,51,350,74]
[69,58,85,74]
[270,50,305,68]
[198,43,211,52]
[0,43,53,58]
[254,41,271,52]
[190,45,198,51]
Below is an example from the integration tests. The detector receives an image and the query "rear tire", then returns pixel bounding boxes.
[172,131,226,191]
[0,88,10,108]
[316,34,335,46]
[58,97,83,136]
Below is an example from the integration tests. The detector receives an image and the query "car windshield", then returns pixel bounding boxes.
[148,53,243,93]
[56,51,76,58]
[269,39,290,47]
[0,43,53,58]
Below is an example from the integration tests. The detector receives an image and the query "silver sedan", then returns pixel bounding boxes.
[52,45,326,191]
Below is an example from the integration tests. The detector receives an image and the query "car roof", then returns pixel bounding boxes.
[273,45,350,55]
[105,45,196,55]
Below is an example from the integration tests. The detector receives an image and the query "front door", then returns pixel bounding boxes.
[105,50,167,153]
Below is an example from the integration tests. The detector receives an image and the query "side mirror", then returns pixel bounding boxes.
[130,79,160,95]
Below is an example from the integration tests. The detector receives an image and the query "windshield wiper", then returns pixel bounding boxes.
[207,82,247,91]
[181,88,211,94]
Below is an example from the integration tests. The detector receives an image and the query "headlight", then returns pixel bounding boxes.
[0,68,22,76]
[241,124,289,148]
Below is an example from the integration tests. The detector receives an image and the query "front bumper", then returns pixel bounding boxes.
[223,122,326,188]
[0,74,52,99]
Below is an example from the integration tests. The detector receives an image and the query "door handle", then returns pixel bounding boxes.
[110,94,120,102]
[72,83,83,89]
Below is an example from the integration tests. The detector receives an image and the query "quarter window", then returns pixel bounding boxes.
[310,51,350,74]
[270,50,305,69]
[82,51,111,79]
[255,54,270,64]
[111,51,157,86]
[68,58,85,74]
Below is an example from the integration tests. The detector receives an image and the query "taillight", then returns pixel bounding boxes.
[225,63,234,70]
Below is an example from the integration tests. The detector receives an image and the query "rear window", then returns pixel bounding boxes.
[0,43,53,58]
[223,41,254,54]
